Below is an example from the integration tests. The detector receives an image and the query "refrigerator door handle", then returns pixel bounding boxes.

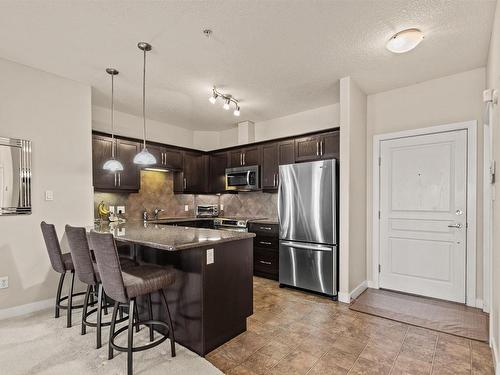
[280,241,333,252]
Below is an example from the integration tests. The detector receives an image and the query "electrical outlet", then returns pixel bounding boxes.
[0,276,8,289]
[206,249,214,265]
[184,205,189,212]
[109,206,115,214]
[117,206,125,214]
[220,204,224,211]
[45,190,53,201]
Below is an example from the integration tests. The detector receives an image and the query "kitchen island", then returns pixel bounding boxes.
[93,221,255,356]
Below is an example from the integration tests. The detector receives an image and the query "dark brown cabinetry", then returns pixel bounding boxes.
[209,152,228,193]
[295,131,339,162]
[248,222,279,280]
[228,146,261,168]
[147,143,183,171]
[92,135,140,192]
[174,151,208,193]
[262,143,279,190]
[278,140,295,165]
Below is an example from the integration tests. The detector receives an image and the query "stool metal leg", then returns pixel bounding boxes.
[67,271,75,328]
[96,283,103,349]
[81,285,92,335]
[160,289,176,357]
[55,273,65,318]
[108,301,119,360]
[147,294,154,342]
[134,301,140,333]
[127,299,135,375]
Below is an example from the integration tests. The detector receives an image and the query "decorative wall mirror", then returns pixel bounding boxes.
[0,137,32,215]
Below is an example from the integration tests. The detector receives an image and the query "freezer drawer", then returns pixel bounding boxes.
[279,240,337,296]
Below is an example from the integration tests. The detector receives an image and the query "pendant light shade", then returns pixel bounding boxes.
[133,42,156,165]
[103,68,124,172]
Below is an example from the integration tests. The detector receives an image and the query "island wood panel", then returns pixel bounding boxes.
[132,238,253,356]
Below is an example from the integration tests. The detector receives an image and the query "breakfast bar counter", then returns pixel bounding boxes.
[93,222,255,356]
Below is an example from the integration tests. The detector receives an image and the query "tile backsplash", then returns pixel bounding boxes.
[94,170,278,221]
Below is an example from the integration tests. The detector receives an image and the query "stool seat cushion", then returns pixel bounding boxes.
[61,253,74,271]
[122,265,175,299]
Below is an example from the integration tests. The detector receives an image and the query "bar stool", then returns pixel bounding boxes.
[65,225,135,348]
[89,231,176,375]
[40,221,86,328]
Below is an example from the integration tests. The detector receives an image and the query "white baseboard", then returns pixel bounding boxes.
[475,299,484,309]
[338,281,368,304]
[338,292,350,304]
[492,335,500,375]
[367,280,378,289]
[0,298,53,321]
[350,281,368,300]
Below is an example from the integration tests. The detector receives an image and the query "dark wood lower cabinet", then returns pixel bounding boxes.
[248,222,279,280]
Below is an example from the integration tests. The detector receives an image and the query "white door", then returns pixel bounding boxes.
[379,130,467,303]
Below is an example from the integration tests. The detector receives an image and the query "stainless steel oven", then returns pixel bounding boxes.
[225,165,260,191]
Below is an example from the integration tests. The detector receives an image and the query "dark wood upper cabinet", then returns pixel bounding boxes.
[278,140,295,165]
[262,143,279,190]
[92,135,140,192]
[295,130,339,162]
[115,139,141,191]
[92,135,115,190]
[228,146,262,167]
[146,143,183,171]
[209,152,228,193]
[319,131,339,159]
[174,151,206,193]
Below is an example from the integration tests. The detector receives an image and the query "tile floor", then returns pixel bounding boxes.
[206,277,495,375]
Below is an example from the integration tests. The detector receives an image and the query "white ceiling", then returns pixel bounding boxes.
[0,1,496,131]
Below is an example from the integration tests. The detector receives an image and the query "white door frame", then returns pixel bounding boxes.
[372,120,477,307]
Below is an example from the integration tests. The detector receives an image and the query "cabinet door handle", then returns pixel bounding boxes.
[259,260,272,265]
[243,152,246,165]
[240,153,243,166]
[161,152,164,165]
[118,173,121,186]
[320,140,324,156]
[316,141,319,156]
[114,173,117,187]
[183,178,187,189]
[259,241,272,245]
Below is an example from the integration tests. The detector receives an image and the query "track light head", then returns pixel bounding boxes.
[209,93,217,104]
[223,99,230,110]
[233,106,240,116]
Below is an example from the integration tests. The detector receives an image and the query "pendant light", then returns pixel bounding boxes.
[103,68,124,172]
[133,42,156,165]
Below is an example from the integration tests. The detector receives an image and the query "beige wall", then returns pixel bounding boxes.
[365,68,486,300]
[486,0,500,369]
[339,77,368,300]
[0,58,93,313]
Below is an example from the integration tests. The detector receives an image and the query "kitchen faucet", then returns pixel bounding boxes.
[153,208,164,220]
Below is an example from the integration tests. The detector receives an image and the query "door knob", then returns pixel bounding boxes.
[448,223,463,229]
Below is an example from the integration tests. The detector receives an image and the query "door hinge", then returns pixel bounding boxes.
[378,264,381,273]
[378,157,381,166]
[378,210,381,219]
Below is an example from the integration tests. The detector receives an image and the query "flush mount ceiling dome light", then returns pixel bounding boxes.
[133,42,156,166]
[209,86,241,116]
[103,68,124,172]
[386,28,424,54]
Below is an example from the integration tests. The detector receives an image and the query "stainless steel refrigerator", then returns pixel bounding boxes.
[278,159,338,298]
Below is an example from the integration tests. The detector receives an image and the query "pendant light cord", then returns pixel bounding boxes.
[142,48,147,149]
[111,73,115,158]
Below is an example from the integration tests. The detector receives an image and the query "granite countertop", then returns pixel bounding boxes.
[148,217,214,224]
[92,221,255,251]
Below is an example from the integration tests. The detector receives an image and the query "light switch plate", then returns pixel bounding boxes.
[184,205,189,212]
[45,191,53,201]
[0,276,8,289]
[117,206,125,214]
[206,249,214,265]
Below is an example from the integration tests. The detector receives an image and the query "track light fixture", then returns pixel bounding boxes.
[209,86,241,116]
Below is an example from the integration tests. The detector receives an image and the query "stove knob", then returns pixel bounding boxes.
[238,221,245,227]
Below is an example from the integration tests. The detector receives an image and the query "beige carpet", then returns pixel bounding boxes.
[0,307,222,375]
[350,288,489,342]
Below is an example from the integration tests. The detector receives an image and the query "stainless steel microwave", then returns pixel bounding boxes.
[225,165,260,191]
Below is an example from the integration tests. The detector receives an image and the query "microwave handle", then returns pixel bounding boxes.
[246,171,251,185]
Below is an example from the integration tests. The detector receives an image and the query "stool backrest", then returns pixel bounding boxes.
[65,225,97,286]
[89,231,127,303]
[40,221,65,274]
